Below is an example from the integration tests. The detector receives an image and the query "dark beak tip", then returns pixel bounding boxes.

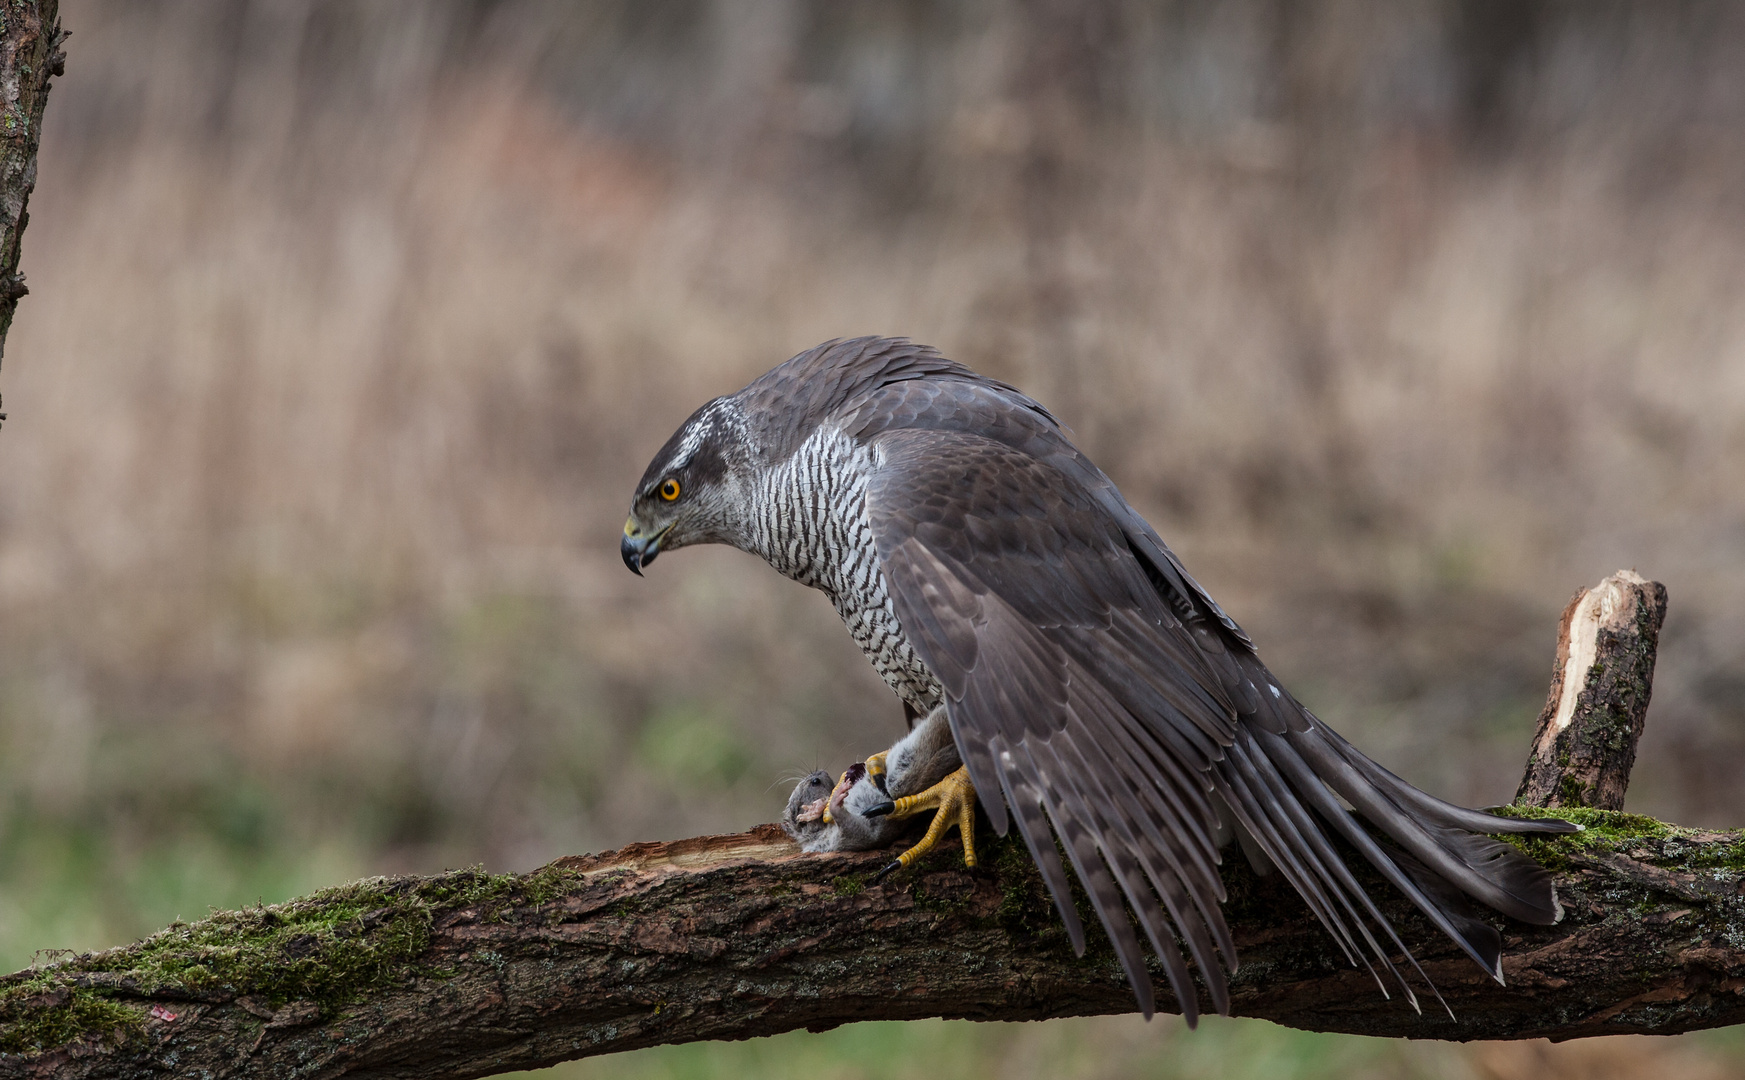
[620,534,645,576]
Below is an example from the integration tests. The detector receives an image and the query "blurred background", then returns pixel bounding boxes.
[2,0,1744,1076]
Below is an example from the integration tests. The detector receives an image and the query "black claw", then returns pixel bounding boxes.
[865,800,896,818]
[871,860,902,884]
[872,771,889,795]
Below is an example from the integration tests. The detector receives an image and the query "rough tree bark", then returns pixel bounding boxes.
[0,0,61,422]
[2,575,1738,1079]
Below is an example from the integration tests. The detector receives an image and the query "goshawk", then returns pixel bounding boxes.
[622,336,1574,1020]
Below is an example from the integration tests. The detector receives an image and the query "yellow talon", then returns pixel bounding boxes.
[884,766,978,870]
[865,751,888,787]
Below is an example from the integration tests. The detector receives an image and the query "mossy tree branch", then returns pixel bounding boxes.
[6,577,1739,1079]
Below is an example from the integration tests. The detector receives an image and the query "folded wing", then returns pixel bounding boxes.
[865,421,1574,1023]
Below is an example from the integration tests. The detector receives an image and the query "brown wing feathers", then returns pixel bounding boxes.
[871,433,1243,1021]
[858,367,1575,1022]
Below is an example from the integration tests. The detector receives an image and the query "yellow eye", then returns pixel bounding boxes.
[659,478,681,501]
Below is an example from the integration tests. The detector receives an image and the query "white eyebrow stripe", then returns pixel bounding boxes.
[668,401,723,473]
[664,398,750,478]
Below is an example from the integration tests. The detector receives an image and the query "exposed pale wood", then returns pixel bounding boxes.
[1516,571,1668,810]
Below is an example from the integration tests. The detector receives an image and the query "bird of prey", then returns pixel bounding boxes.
[621,336,1576,1021]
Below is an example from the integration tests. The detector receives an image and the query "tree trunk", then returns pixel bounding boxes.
[0,0,61,419]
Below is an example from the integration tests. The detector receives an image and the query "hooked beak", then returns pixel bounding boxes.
[621,520,668,576]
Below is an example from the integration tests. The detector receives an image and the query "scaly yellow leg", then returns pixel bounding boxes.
[864,751,889,793]
[868,766,977,879]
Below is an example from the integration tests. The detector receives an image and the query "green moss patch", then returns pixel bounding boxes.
[1489,804,1745,877]
[0,977,146,1056]
[1493,804,1674,841]
[0,864,583,1057]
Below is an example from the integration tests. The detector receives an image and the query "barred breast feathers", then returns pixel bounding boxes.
[746,423,941,713]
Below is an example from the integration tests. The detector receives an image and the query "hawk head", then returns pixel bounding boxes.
[621,396,755,574]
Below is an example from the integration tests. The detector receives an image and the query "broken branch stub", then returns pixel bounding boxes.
[1516,570,1667,811]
